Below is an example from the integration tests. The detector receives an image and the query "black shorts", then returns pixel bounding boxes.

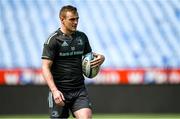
[48,87,92,118]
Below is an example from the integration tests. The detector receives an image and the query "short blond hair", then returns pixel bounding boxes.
[59,5,77,18]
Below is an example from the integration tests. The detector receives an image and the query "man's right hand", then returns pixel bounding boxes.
[52,90,65,106]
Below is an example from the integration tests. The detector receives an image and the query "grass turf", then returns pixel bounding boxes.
[0,114,180,119]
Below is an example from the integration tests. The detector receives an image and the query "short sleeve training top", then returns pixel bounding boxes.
[42,28,92,91]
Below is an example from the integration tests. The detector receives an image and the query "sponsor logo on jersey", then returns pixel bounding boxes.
[59,51,83,56]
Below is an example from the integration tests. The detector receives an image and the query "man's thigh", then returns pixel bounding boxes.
[74,108,92,119]
[71,88,92,118]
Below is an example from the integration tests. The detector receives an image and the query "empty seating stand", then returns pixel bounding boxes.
[0,0,179,68]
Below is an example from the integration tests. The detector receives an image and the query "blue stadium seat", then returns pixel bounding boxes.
[0,0,179,68]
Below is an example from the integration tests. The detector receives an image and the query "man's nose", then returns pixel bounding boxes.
[74,18,78,24]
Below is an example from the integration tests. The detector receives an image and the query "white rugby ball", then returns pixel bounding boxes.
[82,52,100,78]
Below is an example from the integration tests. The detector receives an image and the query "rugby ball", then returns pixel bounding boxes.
[82,52,100,78]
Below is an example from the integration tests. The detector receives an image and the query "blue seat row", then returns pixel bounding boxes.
[0,0,179,68]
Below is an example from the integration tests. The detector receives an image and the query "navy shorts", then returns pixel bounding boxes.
[48,87,92,118]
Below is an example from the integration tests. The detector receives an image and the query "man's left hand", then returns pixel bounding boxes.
[90,52,105,68]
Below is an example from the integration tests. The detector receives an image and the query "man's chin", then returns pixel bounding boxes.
[71,29,77,32]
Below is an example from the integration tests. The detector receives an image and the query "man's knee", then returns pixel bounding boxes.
[74,108,92,119]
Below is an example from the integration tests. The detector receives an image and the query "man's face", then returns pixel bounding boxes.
[61,11,79,33]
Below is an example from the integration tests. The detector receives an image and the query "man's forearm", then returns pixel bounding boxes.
[42,66,58,92]
[42,65,65,106]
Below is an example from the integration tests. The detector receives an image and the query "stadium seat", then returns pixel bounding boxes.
[0,0,179,68]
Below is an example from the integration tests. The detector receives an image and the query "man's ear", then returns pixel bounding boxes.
[60,17,64,24]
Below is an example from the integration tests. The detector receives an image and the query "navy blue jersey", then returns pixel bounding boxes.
[42,28,92,91]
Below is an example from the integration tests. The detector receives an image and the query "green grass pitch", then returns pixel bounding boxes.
[0,114,180,119]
